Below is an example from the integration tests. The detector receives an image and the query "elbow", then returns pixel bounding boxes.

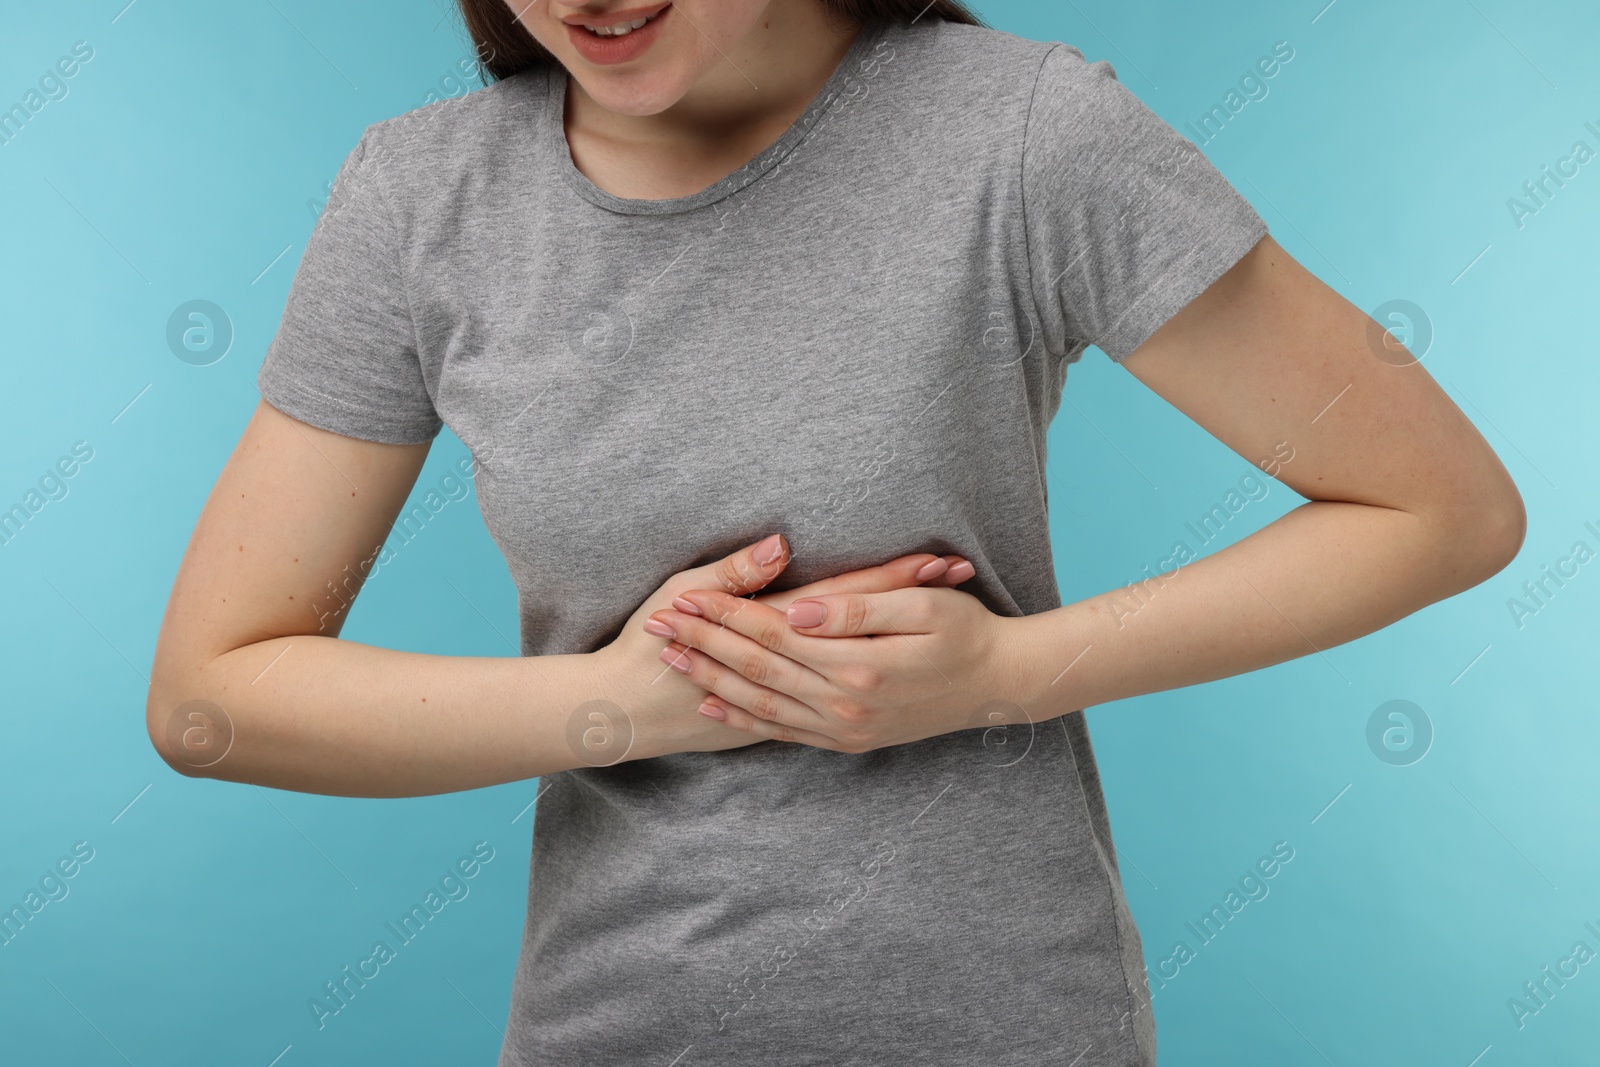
[1499,500,1528,570]
[146,677,227,779]
[1480,489,1528,578]
[1453,489,1527,587]
[1408,486,1525,597]
[145,681,194,777]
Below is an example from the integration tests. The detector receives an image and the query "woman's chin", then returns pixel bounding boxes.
[570,68,695,118]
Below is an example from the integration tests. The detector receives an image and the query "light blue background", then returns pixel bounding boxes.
[2,1,1595,1063]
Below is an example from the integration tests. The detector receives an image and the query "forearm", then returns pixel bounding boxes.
[148,637,656,798]
[1010,500,1514,717]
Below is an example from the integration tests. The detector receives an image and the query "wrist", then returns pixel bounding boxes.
[574,646,674,766]
[994,609,1077,723]
[583,644,739,765]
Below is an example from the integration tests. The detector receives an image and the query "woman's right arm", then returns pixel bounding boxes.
[146,400,968,798]
[146,400,647,797]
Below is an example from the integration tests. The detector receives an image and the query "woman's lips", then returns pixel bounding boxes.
[565,4,671,66]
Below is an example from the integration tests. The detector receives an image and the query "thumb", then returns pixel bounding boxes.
[676,533,790,598]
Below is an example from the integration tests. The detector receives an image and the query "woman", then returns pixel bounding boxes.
[148,0,1526,1063]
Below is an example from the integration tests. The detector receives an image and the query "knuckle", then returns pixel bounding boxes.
[752,619,786,653]
[738,649,769,687]
[748,688,781,722]
[843,595,870,635]
[709,557,736,590]
[712,556,750,594]
[830,696,869,724]
[840,729,875,754]
[837,664,882,695]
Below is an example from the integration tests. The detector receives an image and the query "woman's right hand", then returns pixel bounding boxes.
[588,534,974,761]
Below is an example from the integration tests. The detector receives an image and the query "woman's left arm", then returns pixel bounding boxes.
[644,236,1528,751]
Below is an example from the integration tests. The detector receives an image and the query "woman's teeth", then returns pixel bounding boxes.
[586,13,656,36]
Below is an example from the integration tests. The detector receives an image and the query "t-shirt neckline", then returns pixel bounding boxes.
[545,18,895,216]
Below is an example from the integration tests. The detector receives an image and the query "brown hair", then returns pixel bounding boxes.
[455,0,989,83]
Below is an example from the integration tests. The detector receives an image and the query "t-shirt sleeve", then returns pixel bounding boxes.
[256,126,443,445]
[1021,44,1269,364]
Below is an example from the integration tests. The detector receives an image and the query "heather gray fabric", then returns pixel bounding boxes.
[258,15,1268,1066]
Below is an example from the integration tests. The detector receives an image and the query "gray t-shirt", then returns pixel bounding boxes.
[259,15,1267,1066]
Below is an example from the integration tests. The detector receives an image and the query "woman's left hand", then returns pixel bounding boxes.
[640,585,1029,753]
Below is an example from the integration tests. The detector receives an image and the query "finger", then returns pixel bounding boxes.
[746,556,974,623]
[657,643,831,738]
[749,552,968,613]
[697,694,854,752]
[671,532,792,601]
[650,597,833,691]
[663,590,841,673]
[780,586,939,638]
[918,556,976,588]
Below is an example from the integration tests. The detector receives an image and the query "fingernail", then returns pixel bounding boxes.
[698,701,727,721]
[914,558,948,581]
[660,646,692,672]
[946,560,975,582]
[671,596,702,616]
[754,533,785,565]
[787,600,826,628]
[643,618,676,638]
